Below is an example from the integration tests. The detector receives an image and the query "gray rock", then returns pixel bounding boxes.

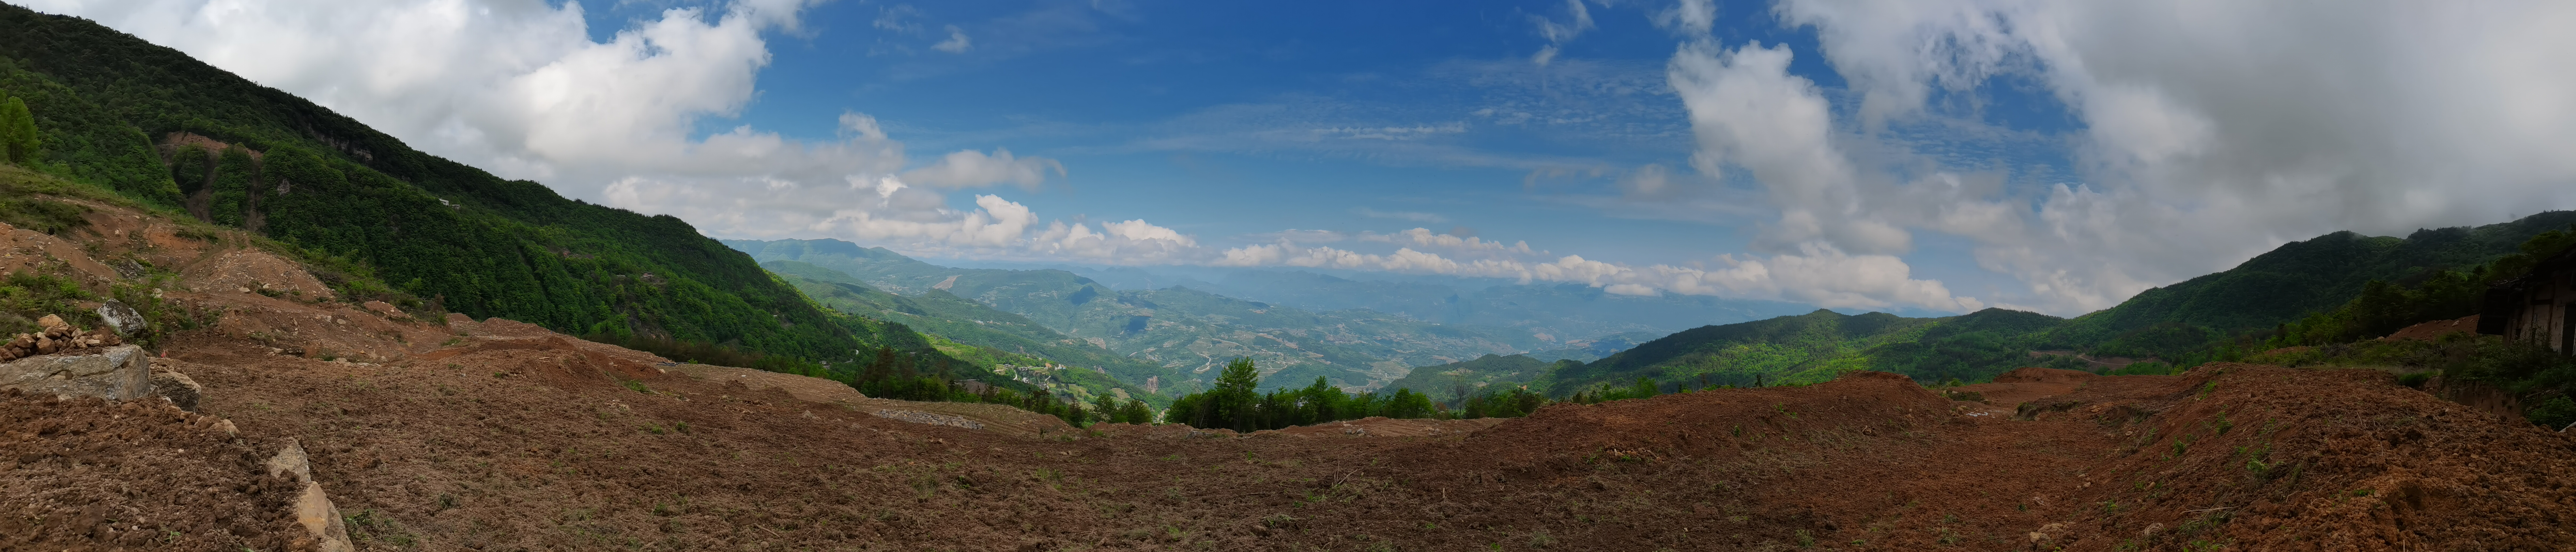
[96,300,145,336]
[150,366,202,411]
[266,439,355,552]
[0,345,148,400]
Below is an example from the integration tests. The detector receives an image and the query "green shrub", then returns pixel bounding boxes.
[2526,396,2576,430]
[0,271,96,333]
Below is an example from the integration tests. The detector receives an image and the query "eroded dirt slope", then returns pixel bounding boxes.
[112,345,2576,551]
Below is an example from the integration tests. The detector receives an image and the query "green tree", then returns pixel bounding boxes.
[0,94,36,165]
[1210,357,1261,431]
[1116,398,1152,424]
[1090,392,1119,424]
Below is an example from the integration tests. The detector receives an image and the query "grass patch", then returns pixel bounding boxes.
[0,194,86,235]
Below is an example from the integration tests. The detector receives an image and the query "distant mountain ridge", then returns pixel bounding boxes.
[932,262,1809,339]
[727,239,1559,393]
[1506,211,2576,395]
[1175,270,1810,339]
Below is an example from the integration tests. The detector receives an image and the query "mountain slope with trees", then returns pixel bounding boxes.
[0,5,902,364]
[1377,353,1570,405]
[1535,212,2576,396]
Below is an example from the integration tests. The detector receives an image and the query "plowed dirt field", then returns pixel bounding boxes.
[23,337,2576,551]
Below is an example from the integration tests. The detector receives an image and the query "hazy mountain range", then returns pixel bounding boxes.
[728,238,1694,393]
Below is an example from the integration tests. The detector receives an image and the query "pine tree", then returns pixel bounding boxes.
[1213,357,1260,431]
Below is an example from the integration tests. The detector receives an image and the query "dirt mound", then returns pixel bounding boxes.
[2380,315,2479,342]
[183,247,337,299]
[0,391,306,551]
[1266,416,1505,438]
[1948,366,2098,409]
[2031,363,2576,550]
[1994,366,2099,383]
[653,360,1075,436]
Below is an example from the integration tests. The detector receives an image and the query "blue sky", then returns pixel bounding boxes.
[707,1,1796,260]
[40,0,2576,316]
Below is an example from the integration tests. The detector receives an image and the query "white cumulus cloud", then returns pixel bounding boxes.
[29,0,1186,264]
[1724,0,2576,315]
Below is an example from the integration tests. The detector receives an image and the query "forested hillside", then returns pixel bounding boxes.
[1520,331,1662,363]
[2045,213,2576,354]
[1542,309,1939,393]
[0,5,905,364]
[1528,212,2576,396]
[1377,353,1569,404]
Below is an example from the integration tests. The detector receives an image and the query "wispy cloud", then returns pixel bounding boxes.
[1352,207,1446,223]
[931,24,972,53]
[1526,0,1595,66]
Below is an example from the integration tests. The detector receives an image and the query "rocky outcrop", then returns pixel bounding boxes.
[265,439,355,552]
[0,344,148,400]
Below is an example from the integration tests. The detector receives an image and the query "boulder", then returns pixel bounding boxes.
[265,439,356,552]
[150,365,202,411]
[95,300,145,335]
[0,344,149,400]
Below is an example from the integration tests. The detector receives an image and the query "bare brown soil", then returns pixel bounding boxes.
[1,391,306,551]
[2382,315,2481,342]
[5,197,2574,551]
[1957,367,2097,408]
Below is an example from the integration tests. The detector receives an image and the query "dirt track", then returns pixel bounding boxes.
[3,198,2574,551]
